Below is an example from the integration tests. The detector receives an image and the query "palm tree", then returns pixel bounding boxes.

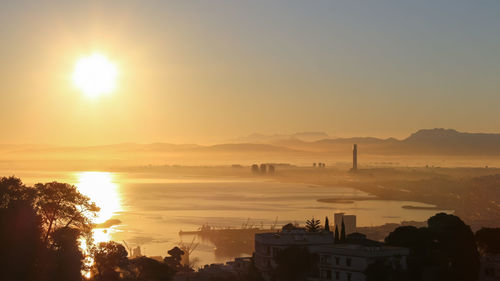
[305,217,321,232]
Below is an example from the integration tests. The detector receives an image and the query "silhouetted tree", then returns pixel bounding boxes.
[334,225,340,243]
[0,176,36,207]
[385,226,436,281]
[274,246,318,281]
[34,182,99,246]
[164,246,184,270]
[475,228,500,255]
[386,213,480,281]
[0,177,104,281]
[427,213,479,281]
[324,217,330,232]
[0,198,42,281]
[128,256,174,281]
[52,227,84,281]
[305,217,321,232]
[340,218,346,241]
[91,241,129,281]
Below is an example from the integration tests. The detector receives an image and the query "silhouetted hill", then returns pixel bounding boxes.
[405,128,463,142]
[399,129,500,155]
[3,128,500,156]
[2,129,500,170]
[269,128,500,155]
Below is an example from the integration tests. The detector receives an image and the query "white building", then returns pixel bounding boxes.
[334,213,356,235]
[254,224,335,280]
[313,233,409,281]
[254,224,408,281]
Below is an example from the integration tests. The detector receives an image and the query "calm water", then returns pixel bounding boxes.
[8,171,449,267]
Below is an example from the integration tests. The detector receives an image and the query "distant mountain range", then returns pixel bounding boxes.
[2,129,500,166]
[229,128,500,155]
[266,129,500,155]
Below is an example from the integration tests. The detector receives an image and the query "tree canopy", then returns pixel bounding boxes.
[92,241,129,281]
[34,181,99,245]
[427,213,479,281]
[0,176,179,281]
[128,256,174,281]
[0,176,100,281]
[385,213,480,281]
[475,228,500,255]
[0,196,42,281]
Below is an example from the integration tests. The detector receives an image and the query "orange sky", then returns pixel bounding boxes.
[1,1,499,145]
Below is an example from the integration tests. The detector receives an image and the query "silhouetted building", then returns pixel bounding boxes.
[334,213,356,235]
[352,144,358,170]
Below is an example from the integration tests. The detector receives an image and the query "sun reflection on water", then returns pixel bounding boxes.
[75,171,122,243]
[75,172,122,278]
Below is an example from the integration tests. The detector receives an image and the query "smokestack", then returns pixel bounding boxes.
[352,144,357,170]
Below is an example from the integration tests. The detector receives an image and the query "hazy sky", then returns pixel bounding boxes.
[1,1,499,145]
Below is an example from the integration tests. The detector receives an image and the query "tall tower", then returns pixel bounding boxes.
[352,144,357,170]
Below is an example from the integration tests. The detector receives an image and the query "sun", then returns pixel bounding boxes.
[72,53,118,98]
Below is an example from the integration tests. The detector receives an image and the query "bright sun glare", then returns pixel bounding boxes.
[75,171,122,278]
[72,53,118,98]
[76,171,121,225]
[76,171,121,247]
